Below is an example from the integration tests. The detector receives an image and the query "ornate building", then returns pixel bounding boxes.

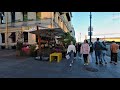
[0,12,74,49]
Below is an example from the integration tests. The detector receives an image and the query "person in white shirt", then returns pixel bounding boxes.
[67,41,76,67]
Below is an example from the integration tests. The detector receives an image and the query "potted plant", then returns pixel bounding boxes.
[16,41,23,56]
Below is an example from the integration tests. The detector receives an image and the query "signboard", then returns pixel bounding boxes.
[88,31,93,36]
[88,26,93,31]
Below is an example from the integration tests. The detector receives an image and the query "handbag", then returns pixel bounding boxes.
[66,54,70,60]
[88,54,92,63]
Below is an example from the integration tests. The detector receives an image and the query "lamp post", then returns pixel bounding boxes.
[90,12,92,43]
[6,12,9,49]
[37,25,42,60]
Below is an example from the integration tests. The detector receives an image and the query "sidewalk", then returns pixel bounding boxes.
[0,50,120,78]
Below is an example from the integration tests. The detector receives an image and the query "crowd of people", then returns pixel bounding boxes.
[66,38,120,67]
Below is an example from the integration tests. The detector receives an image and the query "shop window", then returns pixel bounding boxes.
[9,32,16,43]
[23,32,28,42]
[1,33,5,43]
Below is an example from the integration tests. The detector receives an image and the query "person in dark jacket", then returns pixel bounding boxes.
[90,42,94,60]
[93,38,107,65]
[78,43,82,59]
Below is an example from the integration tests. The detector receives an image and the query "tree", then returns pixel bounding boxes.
[61,32,76,46]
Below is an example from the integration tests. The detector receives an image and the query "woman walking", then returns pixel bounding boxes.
[80,40,90,65]
[67,41,76,67]
[101,41,107,64]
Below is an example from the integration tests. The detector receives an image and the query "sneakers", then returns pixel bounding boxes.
[114,62,117,65]
[95,62,98,65]
[84,63,88,65]
[110,61,113,63]
[105,62,107,64]
[69,64,72,67]
[99,61,103,65]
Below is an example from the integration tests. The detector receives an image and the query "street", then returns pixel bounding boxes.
[0,49,120,78]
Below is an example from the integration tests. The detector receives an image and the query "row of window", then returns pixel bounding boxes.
[0,12,40,24]
[1,32,28,43]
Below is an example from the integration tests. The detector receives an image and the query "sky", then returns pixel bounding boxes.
[71,12,120,42]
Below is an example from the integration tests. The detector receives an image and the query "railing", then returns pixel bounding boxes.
[0,18,53,29]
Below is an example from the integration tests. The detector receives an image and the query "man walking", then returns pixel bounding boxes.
[93,38,107,65]
[110,41,119,65]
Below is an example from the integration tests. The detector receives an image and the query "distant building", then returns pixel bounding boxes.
[87,37,120,43]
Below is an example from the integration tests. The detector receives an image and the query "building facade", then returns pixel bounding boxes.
[0,12,73,49]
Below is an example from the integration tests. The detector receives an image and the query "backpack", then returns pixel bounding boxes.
[102,42,107,51]
[94,42,102,50]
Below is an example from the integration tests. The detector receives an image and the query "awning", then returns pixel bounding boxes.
[27,27,65,38]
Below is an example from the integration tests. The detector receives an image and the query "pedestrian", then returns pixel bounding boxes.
[93,38,107,65]
[78,43,82,59]
[101,41,107,64]
[74,43,77,60]
[89,42,94,60]
[67,41,76,67]
[110,41,119,65]
[80,39,90,65]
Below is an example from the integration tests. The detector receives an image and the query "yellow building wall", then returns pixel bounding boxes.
[41,12,52,19]
[36,12,41,19]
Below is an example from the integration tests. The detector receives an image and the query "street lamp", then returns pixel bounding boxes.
[90,12,92,43]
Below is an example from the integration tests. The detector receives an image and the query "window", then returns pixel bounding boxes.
[0,12,5,24]
[23,12,27,21]
[36,35,38,42]
[1,33,5,43]
[11,12,15,22]
[23,32,28,42]
[9,32,16,43]
[36,12,41,20]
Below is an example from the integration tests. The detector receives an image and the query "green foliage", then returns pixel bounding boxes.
[16,42,23,50]
[29,45,36,57]
[61,32,76,46]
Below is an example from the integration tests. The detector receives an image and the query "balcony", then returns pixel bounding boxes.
[0,18,62,31]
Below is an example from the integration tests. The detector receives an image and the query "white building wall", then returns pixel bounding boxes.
[28,12,36,20]
[15,12,23,21]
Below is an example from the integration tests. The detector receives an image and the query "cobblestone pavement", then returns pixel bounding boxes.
[0,49,120,78]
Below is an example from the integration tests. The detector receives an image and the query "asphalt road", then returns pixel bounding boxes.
[0,49,120,78]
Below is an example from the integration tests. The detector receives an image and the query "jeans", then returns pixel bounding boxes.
[83,54,89,63]
[112,53,117,62]
[95,50,102,62]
